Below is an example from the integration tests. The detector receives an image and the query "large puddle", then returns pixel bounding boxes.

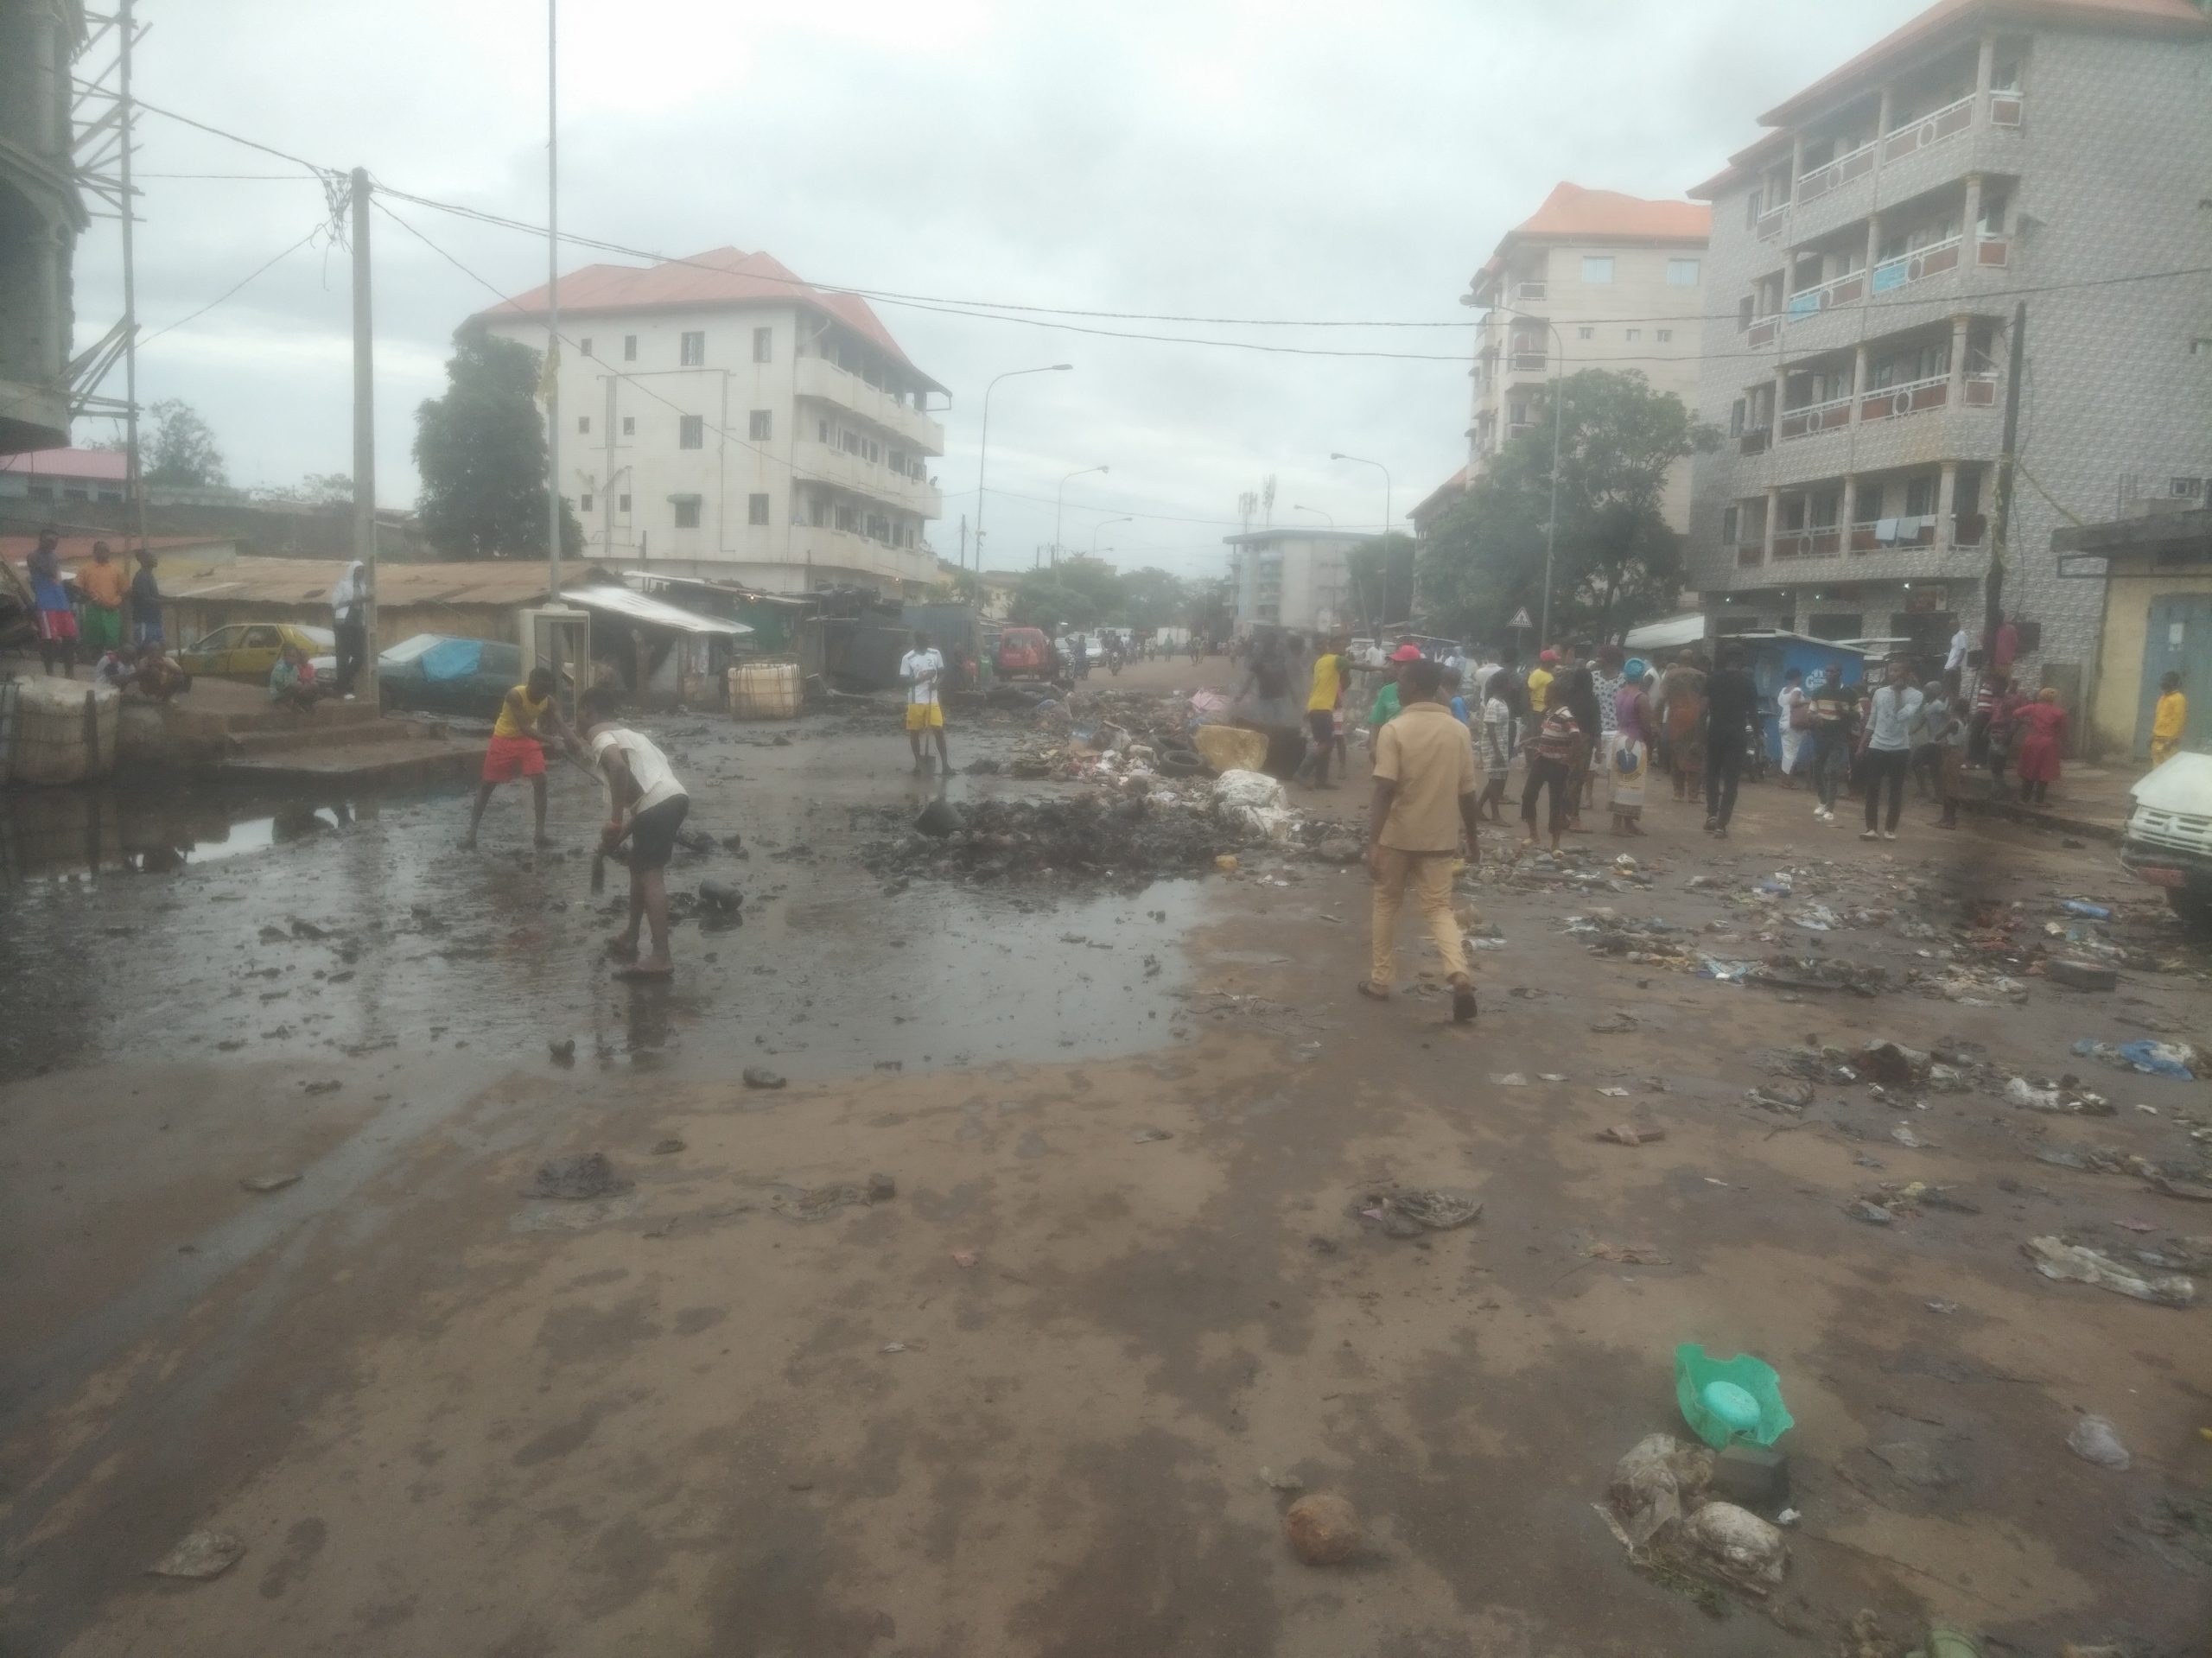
[0,713,1212,1081]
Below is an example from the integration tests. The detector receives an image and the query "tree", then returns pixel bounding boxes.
[414,319,582,561]
[1347,532,1416,633]
[1119,567,1189,632]
[1419,370,1717,645]
[143,398,227,488]
[1007,561,1123,632]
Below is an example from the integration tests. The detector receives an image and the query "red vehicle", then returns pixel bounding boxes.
[995,626,1056,679]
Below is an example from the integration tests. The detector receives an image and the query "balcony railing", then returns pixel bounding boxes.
[1795,139,1878,206]
[1846,517,1939,553]
[1859,371,1954,422]
[1735,543,1766,569]
[1786,266,1867,319]
[1870,232,1962,294]
[1756,202,1789,240]
[1506,421,1535,437]
[1880,92,1976,162]
[1778,393,1854,441]
[1989,91,2024,128]
[1746,314,1782,348]
[1514,281,1548,302]
[1738,426,1773,456]
[1975,233,2011,269]
[1772,527,1844,560]
[1509,350,1549,372]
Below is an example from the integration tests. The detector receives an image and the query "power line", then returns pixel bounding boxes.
[139,225,326,346]
[130,94,341,181]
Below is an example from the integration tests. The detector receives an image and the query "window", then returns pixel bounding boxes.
[1624,327,1642,342]
[2193,339,2212,357]
[618,493,632,513]
[678,415,704,449]
[577,415,591,434]
[1979,194,2008,236]
[580,492,594,513]
[672,497,702,529]
[1656,328,1674,343]
[621,416,635,435]
[817,418,830,442]
[752,327,773,363]
[622,335,637,362]
[1667,257,1700,286]
[1577,325,1595,340]
[580,338,593,357]
[1721,505,1739,544]
[1730,397,1746,437]
[836,504,860,533]
[2171,477,2206,499]
[747,492,771,525]
[1581,256,1614,283]
[680,331,706,366]
[748,410,772,441]
[1738,295,1754,332]
[1859,483,1885,521]
[1904,476,1936,517]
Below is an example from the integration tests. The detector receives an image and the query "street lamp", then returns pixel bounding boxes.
[1292,504,1334,527]
[974,364,1074,575]
[1090,516,1132,556]
[1331,452,1392,636]
[1054,463,1109,565]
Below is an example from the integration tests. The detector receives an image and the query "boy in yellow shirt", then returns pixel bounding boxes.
[2151,671,2186,768]
[462,666,567,849]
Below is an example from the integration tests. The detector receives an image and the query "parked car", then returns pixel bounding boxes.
[377,633,524,719]
[995,626,1056,680]
[2120,751,2212,927]
[175,622,336,684]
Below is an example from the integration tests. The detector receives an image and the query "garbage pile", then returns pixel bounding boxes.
[861,789,1260,884]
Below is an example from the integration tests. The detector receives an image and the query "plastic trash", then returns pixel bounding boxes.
[2063,900,2113,919]
[2066,1414,2130,1470]
[1701,1381,1764,1434]
[2024,1236,2194,1307]
[1675,1344,1794,1450]
[2070,1038,2198,1079]
[2004,1076,2062,1111]
[1682,1501,1789,1590]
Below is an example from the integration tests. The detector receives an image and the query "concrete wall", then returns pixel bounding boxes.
[162,599,522,657]
[2088,558,2212,756]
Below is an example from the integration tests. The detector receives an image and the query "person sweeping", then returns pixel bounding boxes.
[461,666,566,850]
[573,685,692,981]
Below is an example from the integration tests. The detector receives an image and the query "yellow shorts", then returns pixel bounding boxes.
[906,702,944,732]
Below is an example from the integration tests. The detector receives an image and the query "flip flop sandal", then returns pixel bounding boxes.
[1356,981,1391,1001]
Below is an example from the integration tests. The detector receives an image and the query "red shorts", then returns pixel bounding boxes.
[482,734,547,782]
[35,608,78,643]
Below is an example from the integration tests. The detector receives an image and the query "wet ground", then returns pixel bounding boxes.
[4,654,2212,1656]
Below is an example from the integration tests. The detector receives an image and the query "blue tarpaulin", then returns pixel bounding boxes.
[420,638,485,682]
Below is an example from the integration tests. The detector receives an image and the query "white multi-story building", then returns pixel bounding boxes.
[1457,183,1711,530]
[481,246,947,596]
[1224,528,1366,638]
[1683,0,2212,678]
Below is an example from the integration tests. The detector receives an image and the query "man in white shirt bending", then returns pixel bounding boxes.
[900,630,950,775]
[574,685,691,981]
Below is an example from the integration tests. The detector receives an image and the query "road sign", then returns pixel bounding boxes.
[1509,607,1533,630]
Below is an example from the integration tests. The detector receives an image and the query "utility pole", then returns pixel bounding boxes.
[544,0,562,604]
[350,168,378,703]
[117,0,149,579]
[602,372,615,562]
[1984,301,2026,659]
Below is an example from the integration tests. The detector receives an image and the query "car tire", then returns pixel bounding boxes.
[2165,889,2212,931]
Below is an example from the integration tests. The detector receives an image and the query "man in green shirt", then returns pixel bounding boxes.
[1369,642,1422,728]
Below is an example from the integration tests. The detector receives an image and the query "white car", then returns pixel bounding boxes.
[2120,752,2212,926]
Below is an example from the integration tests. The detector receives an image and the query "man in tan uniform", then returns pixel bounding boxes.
[1361,656,1481,1023]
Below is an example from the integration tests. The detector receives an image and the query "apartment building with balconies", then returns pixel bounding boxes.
[1685,0,2212,677]
[1460,183,1711,530]
[480,247,948,597]
[0,0,87,454]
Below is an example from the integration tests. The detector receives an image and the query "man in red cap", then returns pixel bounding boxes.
[1528,648,1558,715]
[1368,641,1424,729]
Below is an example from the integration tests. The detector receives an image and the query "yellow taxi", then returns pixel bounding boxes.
[175,622,338,683]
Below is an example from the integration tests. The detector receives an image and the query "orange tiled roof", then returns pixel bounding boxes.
[480,246,945,394]
[1510,183,1712,244]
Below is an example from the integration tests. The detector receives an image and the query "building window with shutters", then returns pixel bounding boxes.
[679,416,703,449]
[623,335,637,361]
[748,410,772,441]
[622,416,635,435]
[748,493,770,525]
[672,497,702,529]
[753,327,772,363]
[581,492,594,513]
[577,415,590,434]
[680,331,706,366]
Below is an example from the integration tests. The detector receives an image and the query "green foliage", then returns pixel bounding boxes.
[1006,562,1195,633]
[143,398,227,488]
[414,320,582,562]
[1419,370,1717,645]
[253,472,354,509]
[1348,532,1416,631]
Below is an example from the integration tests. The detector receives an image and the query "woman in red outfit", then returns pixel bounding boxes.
[2013,687,2067,805]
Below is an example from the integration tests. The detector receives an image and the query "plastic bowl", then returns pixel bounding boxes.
[1674,1342,1795,1449]
[1701,1380,1763,1432]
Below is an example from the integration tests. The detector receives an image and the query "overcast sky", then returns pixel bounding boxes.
[77,0,1936,579]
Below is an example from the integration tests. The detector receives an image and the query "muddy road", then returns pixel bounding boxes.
[3,655,2210,1656]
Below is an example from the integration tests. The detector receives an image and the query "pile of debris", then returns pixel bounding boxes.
[860,792,1251,884]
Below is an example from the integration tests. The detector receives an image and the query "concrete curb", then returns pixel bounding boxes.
[1955,791,2124,844]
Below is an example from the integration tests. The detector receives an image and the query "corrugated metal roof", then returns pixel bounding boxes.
[1624,611,1708,651]
[563,584,753,636]
[156,556,619,607]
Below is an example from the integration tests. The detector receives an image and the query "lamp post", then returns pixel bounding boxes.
[974,364,1073,576]
[1090,517,1132,557]
[1292,504,1334,527]
[1053,463,1109,566]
